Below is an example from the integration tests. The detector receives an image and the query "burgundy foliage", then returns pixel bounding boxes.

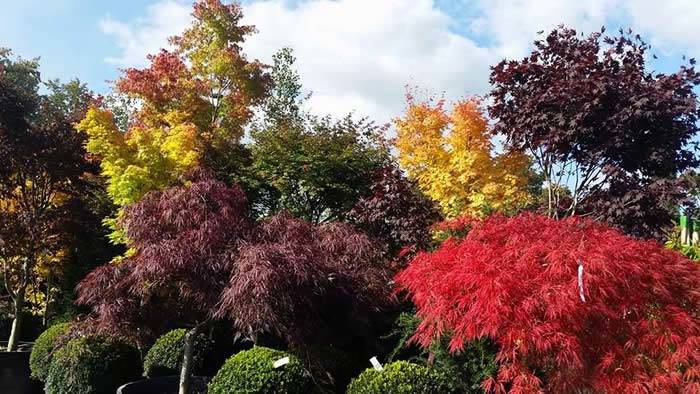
[349,165,441,265]
[396,213,700,392]
[77,175,251,341]
[217,211,392,355]
[489,26,700,239]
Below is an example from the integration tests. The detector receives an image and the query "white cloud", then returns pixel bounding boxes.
[98,0,700,123]
[100,0,192,66]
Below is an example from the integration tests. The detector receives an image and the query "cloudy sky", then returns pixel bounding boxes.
[2,0,699,123]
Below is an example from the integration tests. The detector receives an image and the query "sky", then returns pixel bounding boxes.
[1,0,699,124]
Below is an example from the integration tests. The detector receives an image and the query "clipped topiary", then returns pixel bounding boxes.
[346,361,459,394]
[44,335,141,394]
[143,328,214,378]
[29,322,71,382]
[208,346,314,394]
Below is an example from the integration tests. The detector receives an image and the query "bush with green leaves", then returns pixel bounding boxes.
[347,361,461,394]
[29,322,71,382]
[143,328,214,378]
[44,335,141,394]
[208,346,314,394]
[346,361,459,394]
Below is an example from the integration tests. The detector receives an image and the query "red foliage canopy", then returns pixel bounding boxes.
[396,213,700,393]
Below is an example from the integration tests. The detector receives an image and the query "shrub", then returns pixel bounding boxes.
[29,322,71,382]
[44,335,141,394]
[346,361,459,394]
[396,213,700,392]
[143,328,214,377]
[208,346,314,394]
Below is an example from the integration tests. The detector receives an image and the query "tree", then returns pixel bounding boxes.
[348,164,441,263]
[0,60,91,350]
[217,212,392,383]
[77,174,251,394]
[76,0,270,241]
[251,48,388,222]
[489,26,700,239]
[394,94,533,218]
[396,213,700,392]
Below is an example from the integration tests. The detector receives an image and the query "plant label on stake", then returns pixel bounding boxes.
[578,261,586,303]
[273,356,290,369]
[369,356,383,371]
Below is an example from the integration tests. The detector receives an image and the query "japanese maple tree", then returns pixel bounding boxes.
[77,174,251,394]
[396,213,700,392]
[489,26,700,238]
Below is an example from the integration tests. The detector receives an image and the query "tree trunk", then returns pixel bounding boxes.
[7,284,26,352]
[179,324,202,394]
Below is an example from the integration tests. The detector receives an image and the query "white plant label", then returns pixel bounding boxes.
[369,356,383,371]
[273,356,290,369]
[578,261,586,303]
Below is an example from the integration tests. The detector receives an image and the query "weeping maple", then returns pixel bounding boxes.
[76,0,269,241]
[394,94,532,218]
[77,174,251,394]
[396,213,700,392]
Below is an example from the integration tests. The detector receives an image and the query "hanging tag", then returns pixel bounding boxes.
[578,261,586,303]
[369,356,383,371]
[273,356,290,368]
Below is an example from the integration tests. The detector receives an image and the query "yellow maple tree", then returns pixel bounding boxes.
[394,95,532,217]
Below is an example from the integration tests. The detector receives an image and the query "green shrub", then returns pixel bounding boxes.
[29,322,71,382]
[208,346,314,394]
[44,335,141,394]
[143,328,214,378]
[346,361,459,394]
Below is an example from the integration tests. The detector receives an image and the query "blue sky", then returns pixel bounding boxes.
[2,0,698,123]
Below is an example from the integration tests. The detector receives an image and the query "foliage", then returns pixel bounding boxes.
[349,164,441,262]
[396,213,700,392]
[394,94,532,218]
[77,175,251,343]
[250,47,388,222]
[29,322,71,381]
[386,312,497,393]
[76,0,269,241]
[0,50,96,350]
[44,335,141,394]
[217,212,392,369]
[143,328,214,378]
[208,346,314,394]
[489,26,700,239]
[346,360,459,394]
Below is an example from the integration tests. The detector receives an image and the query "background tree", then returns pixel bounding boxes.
[489,26,700,238]
[77,0,270,241]
[394,94,533,218]
[251,48,388,222]
[0,55,93,350]
[396,213,700,392]
[77,174,251,394]
[217,212,392,388]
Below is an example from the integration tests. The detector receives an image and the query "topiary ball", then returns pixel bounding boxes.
[44,335,141,394]
[29,322,71,382]
[346,361,459,394]
[143,328,214,378]
[208,346,314,394]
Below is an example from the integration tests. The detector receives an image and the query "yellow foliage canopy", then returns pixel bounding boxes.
[394,96,532,217]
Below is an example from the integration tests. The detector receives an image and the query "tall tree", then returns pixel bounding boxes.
[489,26,700,238]
[251,47,388,222]
[394,94,533,218]
[76,0,270,241]
[77,174,251,394]
[0,54,92,350]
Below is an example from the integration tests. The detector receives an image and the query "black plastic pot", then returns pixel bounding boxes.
[117,375,210,394]
[0,342,43,394]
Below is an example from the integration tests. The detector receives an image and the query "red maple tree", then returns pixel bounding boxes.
[396,213,700,392]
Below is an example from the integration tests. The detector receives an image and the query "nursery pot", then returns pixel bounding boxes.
[0,342,42,394]
[117,375,211,394]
